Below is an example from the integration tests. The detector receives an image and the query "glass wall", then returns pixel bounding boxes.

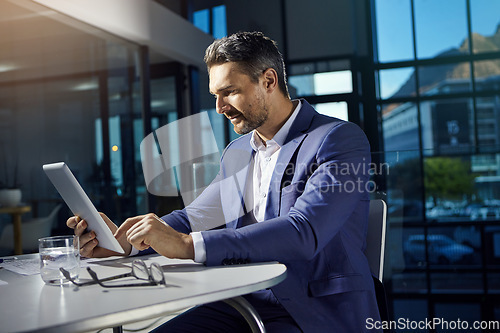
[0,0,152,250]
[288,60,353,121]
[373,0,500,326]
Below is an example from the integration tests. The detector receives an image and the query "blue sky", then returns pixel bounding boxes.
[375,0,500,62]
[375,0,500,98]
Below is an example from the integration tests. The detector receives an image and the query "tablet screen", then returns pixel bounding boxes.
[43,162,124,254]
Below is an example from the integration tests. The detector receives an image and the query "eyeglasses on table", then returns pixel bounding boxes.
[60,259,166,288]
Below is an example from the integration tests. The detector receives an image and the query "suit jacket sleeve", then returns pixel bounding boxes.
[201,121,371,266]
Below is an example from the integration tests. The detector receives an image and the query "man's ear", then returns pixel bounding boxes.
[262,68,278,93]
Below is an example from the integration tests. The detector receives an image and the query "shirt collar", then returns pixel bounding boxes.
[250,99,302,151]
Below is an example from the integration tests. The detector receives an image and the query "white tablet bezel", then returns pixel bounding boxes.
[43,162,125,254]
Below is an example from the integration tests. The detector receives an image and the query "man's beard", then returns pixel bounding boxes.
[235,108,268,134]
[233,95,269,135]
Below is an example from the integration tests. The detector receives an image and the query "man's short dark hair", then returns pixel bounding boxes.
[204,31,290,98]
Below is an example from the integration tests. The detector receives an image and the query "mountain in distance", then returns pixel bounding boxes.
[390,25,500,100]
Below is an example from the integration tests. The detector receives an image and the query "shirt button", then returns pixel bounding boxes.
[261,193,267,198]
[265,157,271,162]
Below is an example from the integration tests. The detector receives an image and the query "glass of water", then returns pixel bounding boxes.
[39,235,80,285]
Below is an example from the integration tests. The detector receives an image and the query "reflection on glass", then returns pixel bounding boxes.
[133,118,147,213]
[228,123,240,142]
[314,102,348,121]
[474,97,499,151]
[193,9,210,34]
[0,1,149,222]
[374,0,414,63]
[288,71,352,97]
[206,109,226,153]
[382,102,420,151]
[393,300,428,326]
[485,227,500,267]
[404,233,477,267]
[474,61,500,91]
[151,77,176,118]
[378,67,415,99]
[414,0,468,59]
[428,231,479,266]
[109,116,123,187]
[401,227,426,265]
[382,151,423,223]
[392,273,427,293]
[212,5,227,39]
[470,0,500,54]
[419,99,474,154]
[434,303,481,326]
[488,273,500,292]
[424,156,474,219]
[418,63,472,96]
[423,153,500,223]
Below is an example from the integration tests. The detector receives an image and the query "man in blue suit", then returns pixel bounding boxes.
[69,31,381,332]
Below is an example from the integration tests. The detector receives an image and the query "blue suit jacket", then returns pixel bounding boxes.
[161,100,381,332]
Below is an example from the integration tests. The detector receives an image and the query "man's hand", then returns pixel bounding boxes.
[66,213,132,258]
[114,213,195,260]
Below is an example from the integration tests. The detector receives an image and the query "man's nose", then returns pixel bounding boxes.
[216,96,229,114]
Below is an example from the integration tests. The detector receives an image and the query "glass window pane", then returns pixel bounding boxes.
[403,230,428,267]
[418,62,472,96]
[434,303,481,332]
[206,108,226,153]
[414,0,468,59]
[228,121,240,142]
[382,149,424,226]
[212,5,227,39]
[374,0,414,63]
[432,273,483,293]
[0,1,147,227]
[485,226,500,267]
[288,60,350,76]
[470,0,500,54]
[382,102,420,151]
[314,71,352,94]
[488,273,500,292]
[393,300,429,331]
[151,77,177,127]
[428,228,480,266]
[392,273,428,294]
[193,9,210,34]
[314,102,348,121]
[474,61,500,91]
[419,99,474,154]
[474,96,500,151]
[424,156,473,213]
[378,67,416,99]
[288,70,352,98]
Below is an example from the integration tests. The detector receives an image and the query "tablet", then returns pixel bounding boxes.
[43,162,124,254]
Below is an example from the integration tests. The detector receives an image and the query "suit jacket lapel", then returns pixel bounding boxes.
[265,100,316,219]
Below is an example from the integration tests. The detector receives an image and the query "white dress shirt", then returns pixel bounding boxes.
[191,100,301,263]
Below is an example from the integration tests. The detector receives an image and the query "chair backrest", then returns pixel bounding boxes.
[365,199,387,281]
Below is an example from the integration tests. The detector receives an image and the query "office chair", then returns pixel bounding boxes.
[365,199,389,327]
[0,204,62,253]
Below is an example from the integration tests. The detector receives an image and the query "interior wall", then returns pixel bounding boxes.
[225,0,369,62]
[285,0,353,60]
[225,1,285,53]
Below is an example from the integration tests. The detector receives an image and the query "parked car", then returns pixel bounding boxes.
[465,204,500,220]
[404,234,474,265]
